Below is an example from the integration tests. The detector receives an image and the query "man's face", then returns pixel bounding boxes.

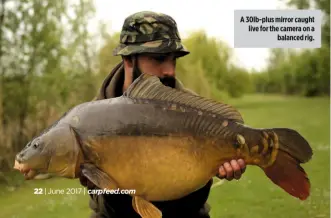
[137,53,177,78]
[136,53,178,87]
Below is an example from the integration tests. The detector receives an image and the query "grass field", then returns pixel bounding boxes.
[0,94,329,218]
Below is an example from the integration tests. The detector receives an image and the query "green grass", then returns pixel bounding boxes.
[1,94,329,218]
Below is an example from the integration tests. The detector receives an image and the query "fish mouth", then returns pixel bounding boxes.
[13,160,44,180]
[22,169,36,180]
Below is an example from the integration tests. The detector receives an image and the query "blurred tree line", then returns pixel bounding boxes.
[0,0,329,172]
[252,0,330,96]
[0,0,100,171]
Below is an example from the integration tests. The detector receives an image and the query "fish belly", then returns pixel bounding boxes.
[75,103,228,200]
[95,136,219,201]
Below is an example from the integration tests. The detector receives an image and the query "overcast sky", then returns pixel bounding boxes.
[92,0,288,71]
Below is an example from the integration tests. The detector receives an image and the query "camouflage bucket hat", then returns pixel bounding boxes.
[113,11,190,57]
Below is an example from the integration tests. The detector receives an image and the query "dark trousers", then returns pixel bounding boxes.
[88,180,213,218]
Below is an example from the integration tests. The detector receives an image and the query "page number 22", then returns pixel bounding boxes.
[34,188,43,194]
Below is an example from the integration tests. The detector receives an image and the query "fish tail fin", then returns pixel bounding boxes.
[262,128,313,200]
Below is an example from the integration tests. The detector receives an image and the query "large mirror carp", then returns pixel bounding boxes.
[13,74,313,218]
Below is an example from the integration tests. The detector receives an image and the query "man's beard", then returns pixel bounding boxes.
[132,63,176,88]
[159,76,176,88]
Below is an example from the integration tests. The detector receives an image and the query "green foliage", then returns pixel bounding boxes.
[98,32,122,77]
[172,31,254,99]
[224,65,254,98]
[0,0,98,160]
[177,31,231,92]
[253,0,330,97]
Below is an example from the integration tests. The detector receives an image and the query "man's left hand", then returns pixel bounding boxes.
[217,159,246,181]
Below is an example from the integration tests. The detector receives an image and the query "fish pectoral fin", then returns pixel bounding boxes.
[132,196,162,218]
[81,163,118,190]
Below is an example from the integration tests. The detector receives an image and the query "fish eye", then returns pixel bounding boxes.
[33,143,39,148]
[31,138,41,149]
[233,142,240,149]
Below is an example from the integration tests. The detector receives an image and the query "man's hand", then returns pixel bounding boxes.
[217,159,246,181]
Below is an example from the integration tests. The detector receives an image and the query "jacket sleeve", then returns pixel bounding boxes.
[92,62,124,101]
